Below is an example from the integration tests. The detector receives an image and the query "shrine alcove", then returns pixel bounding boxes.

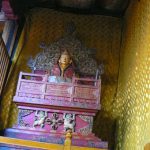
[0,0,149,150]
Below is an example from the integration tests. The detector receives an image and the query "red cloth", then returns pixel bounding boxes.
[2,0,18,20]
[51,64,74,78]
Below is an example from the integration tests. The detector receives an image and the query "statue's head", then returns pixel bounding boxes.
[59,49,72,67]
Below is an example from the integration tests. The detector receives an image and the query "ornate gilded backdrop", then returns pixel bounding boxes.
[0,8,121,149]
[114,0,150,150]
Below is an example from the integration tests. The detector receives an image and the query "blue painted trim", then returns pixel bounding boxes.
[6,21,16,53]
[10,18,25,61]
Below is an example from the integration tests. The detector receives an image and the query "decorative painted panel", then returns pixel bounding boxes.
[15,107,94,137]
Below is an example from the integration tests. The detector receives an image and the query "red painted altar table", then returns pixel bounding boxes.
[5,72,108,149]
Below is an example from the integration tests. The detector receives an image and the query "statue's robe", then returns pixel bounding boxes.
[51,64,75,79]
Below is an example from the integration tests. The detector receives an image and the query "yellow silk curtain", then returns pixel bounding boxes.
[114,1,150,149]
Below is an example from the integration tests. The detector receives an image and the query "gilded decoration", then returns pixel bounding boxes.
[28,22,98,76]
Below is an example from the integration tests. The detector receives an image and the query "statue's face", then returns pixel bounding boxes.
[59,54,71,66]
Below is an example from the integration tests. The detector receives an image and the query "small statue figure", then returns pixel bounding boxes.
[63,113,75,132]
[33,110,47,128]
[49,49,75,83]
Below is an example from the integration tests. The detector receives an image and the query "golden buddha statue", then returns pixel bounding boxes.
[50,49,75,81]
[58,50,72,77]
